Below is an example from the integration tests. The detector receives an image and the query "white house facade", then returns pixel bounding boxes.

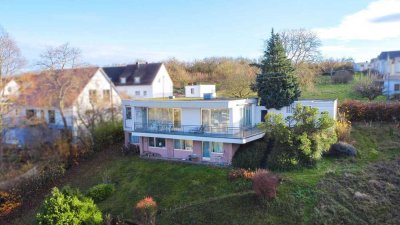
[122,97,337,165]
[2,67,122,146]
[103,62,173,99]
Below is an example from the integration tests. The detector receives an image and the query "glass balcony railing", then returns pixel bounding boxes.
[126,122,265,139]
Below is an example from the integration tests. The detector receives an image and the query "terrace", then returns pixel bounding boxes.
[127,122,264,139]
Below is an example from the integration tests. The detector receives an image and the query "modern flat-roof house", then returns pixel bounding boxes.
[103,62,173,99]
[369,51,400,97]
[123,97,337,165]
[123,98,265,164]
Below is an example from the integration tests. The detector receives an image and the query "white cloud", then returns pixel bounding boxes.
[315,0,400,41]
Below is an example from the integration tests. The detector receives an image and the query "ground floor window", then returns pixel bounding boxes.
[149,137,165,148]
[203,141,223,154]
[174,139,193,150]
[130,134,140,144]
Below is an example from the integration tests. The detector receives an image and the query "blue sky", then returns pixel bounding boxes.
[1,0,399,67]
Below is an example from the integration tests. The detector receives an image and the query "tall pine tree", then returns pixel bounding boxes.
[255,29,300,109]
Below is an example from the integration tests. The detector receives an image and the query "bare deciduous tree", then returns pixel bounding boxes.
[37,43,83,164]
[0,26,26,76]
[37,43,82,70]
[280,29,321,65]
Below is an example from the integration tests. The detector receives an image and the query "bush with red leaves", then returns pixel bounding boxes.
[340,100,400,122]
[251,169,280,200]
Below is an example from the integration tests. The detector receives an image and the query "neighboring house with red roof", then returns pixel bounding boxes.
[2,67,121,146]
[103,62,173,99]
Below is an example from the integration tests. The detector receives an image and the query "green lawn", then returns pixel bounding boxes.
[55,123,398,225]
[300,76,386,102]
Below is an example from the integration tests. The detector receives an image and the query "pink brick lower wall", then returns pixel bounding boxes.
[137,137,240,164]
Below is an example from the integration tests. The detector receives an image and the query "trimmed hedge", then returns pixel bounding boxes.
[340,100,400,122]
[232,140,269,169]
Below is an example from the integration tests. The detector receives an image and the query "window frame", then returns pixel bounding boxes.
[126,106,132,120]
[149,137,165,148]
[48,110,56,124]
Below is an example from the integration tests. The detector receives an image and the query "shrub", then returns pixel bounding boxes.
[232,140,269,169]
[228,168,255,180]
[353,75,382,100]
[134,196,157,225]
[36,187,103,225]
[260,104,337,170]
[86,184,115,203]
[252,169,280,200]
[327,142,357,157]
[336,113,352,142]
[340,100,400,122]
[0,191,21,217]
[331,70,353,84]
[93,121,124,151]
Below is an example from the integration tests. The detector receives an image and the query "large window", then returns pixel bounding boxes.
[395,84,400,91]
[149,137,165,148]
[241,105,252,127]
[201,109,229,129]
[148,108,181,127]
[48,110,55,124]
[174,139,193,150]
[203,141,223,154]
[126,107,132,119]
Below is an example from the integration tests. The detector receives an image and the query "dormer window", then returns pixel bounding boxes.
[120,77,126,84]
[134,77,141,84]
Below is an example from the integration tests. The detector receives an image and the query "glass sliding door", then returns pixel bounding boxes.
[202,141,211,159]
[241,105,252,127]
[201,109,229,133]
[173,108,181,128]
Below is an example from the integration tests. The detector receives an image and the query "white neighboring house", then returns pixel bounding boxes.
[2,67,121,146]
[103,62,173,99]
[353,61,371,72]
[184,84,216,98]
[0,79,19,97]
[370,51,400,97]
[371,51,400,76]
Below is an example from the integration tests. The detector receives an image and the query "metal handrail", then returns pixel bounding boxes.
[129,122,264,139]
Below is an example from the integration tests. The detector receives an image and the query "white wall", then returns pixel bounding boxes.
[181,108,201,126]
[383,79,400,96]
[116,85,153,99]
[255,100,337,124]
[185,85,216,98]
[152,64,174,98]
[1,80,19,97]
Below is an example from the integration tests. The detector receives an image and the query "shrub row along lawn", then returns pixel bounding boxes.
[8,123,400,225]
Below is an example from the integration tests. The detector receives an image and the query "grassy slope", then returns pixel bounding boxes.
[53,123,398,225]
[300,76,386,102]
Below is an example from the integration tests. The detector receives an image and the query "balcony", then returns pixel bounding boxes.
[126,122,265,139]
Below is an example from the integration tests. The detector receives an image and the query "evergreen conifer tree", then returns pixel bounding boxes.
[255,29,301,109]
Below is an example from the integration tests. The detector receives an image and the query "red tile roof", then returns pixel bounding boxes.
[14,67,99,108]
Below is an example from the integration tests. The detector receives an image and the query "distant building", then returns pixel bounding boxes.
[184,84,216,98]
[103,62,173,99]
[371,51,400,77]
[370,51,400,97]
[353,61,371,72]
